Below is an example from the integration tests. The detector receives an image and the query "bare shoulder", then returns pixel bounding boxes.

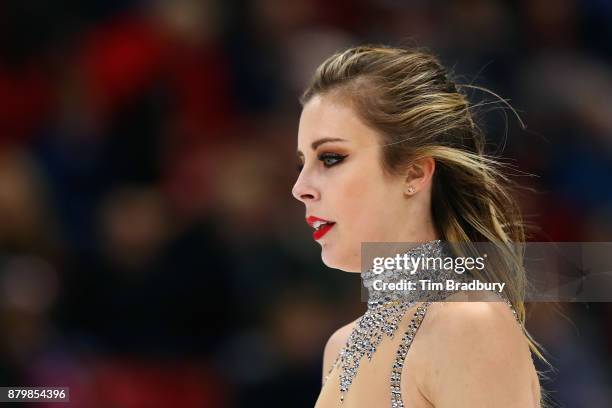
[409,294,541,407]
[321,318,358,381]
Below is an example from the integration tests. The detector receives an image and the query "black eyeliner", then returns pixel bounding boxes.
[318,152,347,167]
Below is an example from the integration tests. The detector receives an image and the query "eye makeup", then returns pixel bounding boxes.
[318,152,347,168]
[296,152,348,173]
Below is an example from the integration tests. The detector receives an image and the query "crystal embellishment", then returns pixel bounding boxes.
[323,240,464,403]
[390,301,431,408]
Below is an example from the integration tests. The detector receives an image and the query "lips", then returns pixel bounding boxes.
[306,216,336,240]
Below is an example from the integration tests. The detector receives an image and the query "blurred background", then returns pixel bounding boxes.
[0,0,611,406]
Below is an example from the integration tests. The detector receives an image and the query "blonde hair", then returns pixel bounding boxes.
[300,44,551,404]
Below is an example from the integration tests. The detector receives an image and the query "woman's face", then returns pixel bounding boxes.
[293,94,414,272]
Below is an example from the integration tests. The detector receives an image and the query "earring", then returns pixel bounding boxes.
[406,186,415,194]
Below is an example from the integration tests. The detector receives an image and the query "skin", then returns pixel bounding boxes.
[293,93,541,407]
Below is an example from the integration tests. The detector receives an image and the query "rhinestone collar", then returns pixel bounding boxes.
[361,239,466,305]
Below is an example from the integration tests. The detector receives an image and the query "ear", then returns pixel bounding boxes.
[403,157,435,195]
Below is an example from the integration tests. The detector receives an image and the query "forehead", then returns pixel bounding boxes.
[298,94,380,149]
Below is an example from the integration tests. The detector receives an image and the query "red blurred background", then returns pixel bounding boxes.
[0,0,611,407]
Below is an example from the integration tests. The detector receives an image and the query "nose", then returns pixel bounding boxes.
[292,173,320,203]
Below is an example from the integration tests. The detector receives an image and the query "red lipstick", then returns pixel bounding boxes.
[306,216,336,240]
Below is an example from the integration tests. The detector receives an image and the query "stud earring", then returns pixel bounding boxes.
[406,186,415,194]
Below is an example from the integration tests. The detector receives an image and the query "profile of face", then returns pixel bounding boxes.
[293,94,435,273]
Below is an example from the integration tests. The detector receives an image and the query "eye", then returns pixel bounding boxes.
[296,163,304,173]
[319,153,347,168]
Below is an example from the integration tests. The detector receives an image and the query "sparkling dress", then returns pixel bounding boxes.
[313,240,519,408]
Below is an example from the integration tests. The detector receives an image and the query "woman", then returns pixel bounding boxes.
[292,45,545,407]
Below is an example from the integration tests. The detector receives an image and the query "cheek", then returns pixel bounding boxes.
[323,170,392,272]
[334,164,392,239]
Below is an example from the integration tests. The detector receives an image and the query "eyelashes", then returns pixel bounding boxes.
[296,153,347,173]
[319,152,347,167]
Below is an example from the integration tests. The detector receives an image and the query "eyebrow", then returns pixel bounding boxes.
[296,137,348,157]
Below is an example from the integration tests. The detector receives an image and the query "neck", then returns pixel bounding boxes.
[361,239,467,307]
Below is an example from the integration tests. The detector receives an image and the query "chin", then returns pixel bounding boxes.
[320,244,361,273]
